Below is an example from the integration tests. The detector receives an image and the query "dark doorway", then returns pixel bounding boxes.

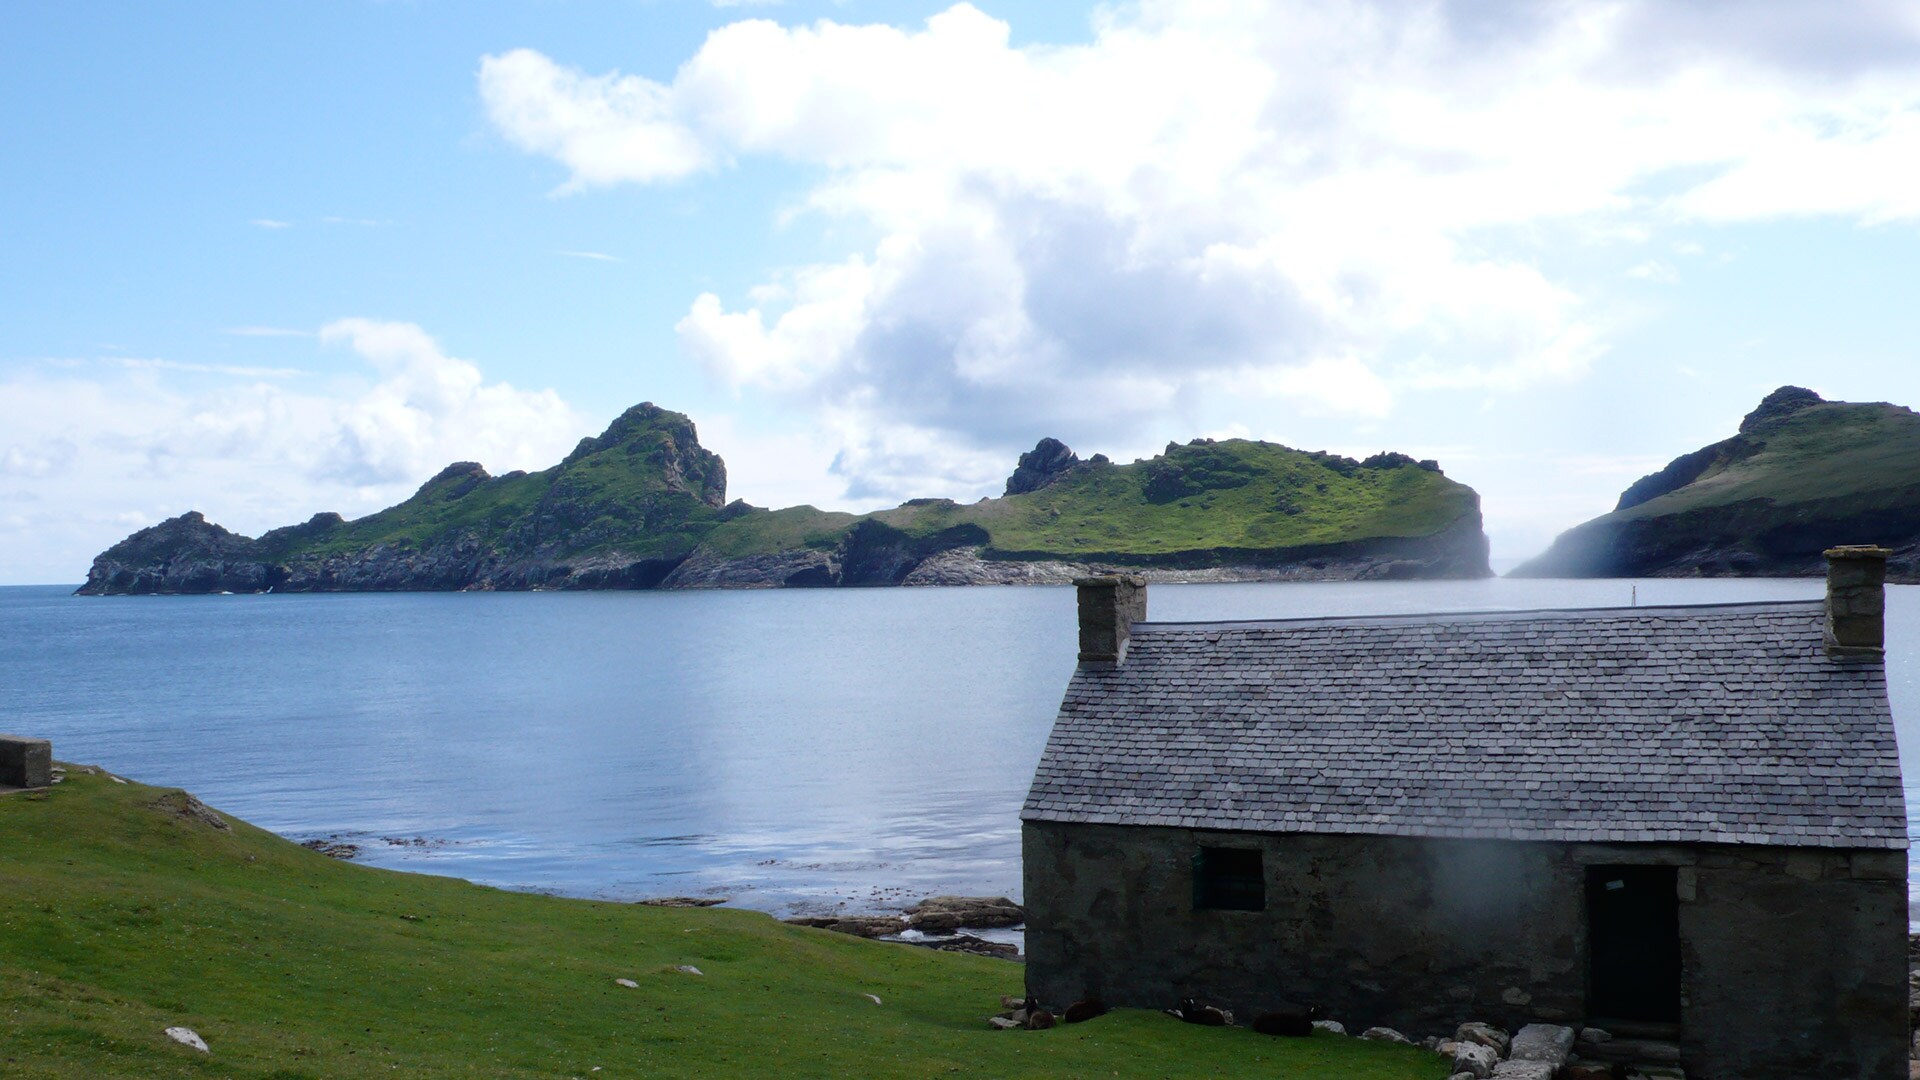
[1586,865,1681,1022]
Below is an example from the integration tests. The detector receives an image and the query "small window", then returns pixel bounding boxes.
[1193,846,1265,911]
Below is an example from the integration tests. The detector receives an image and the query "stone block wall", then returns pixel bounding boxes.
[1023,822,1906,1079]
[0,735,52,789]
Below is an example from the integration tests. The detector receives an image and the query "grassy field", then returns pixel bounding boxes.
[709,440,1480,561]
[1,768,1451,1079]
[1616,401,1920,521]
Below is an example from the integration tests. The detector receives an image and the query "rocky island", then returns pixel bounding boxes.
[79,402,1490,594]
[1514,386,1920,580]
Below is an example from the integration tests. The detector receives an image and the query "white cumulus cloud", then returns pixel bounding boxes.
[480,0,1920,505]
[0,322,587,584]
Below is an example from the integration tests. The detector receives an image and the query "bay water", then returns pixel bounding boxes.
[5,578,1915,919]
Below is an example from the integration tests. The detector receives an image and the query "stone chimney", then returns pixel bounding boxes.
[1824,546,1890,658]
[1076,576,1147,666]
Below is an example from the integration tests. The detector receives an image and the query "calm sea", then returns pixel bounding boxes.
[4,578,1914,919]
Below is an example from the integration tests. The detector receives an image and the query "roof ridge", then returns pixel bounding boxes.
[1136,598,1823,632]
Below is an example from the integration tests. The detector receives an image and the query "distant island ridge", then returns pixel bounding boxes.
[79,403,1492,594]
[1515,387,1920,582]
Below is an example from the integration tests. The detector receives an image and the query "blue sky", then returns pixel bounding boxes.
[4,1,1920,584]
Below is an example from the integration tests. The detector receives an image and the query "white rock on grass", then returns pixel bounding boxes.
[674,965,703,976]
[1360,1026,1412,1044]
[1509,1023,1576,1067]
[164,1027,209,1053]
[615,978,638,988]
[864,994,883,1005]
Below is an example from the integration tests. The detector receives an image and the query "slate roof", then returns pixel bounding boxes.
[1022,601,1907,849]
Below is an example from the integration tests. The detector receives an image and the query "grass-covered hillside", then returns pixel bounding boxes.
[80,403,1488,593]
[726,441,1479,561]
[0,768,1450,1079]
[1515,387,1920,579]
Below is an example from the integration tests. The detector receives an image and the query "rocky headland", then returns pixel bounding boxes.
[1513,387,1920,581]
[80,402,1490,594]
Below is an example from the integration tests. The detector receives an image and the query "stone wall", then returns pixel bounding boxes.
[0,735,52,789]
[1023,822,1906,1080]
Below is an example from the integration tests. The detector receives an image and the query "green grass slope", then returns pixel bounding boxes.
[1609,401,1920,521]
[0,769,1449,1079]
[291,403,730,563]
[1514,389,1920,578]
[704,440,1481,562]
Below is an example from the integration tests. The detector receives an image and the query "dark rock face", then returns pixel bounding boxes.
[837,520,993,586]
[78,512,268,595]
[1515,494,1920,581]
[421,461,490,499]
[1004,438,1080,496]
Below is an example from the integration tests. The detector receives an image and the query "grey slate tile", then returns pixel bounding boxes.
[1021,601,1907,849]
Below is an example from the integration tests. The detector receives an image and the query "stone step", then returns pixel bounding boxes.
[1569,1060,1687,1080]
[1575,1036,1683,1065]
[1589,1019,1681,1040]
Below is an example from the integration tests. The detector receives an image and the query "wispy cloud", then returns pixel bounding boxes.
[249,218,292,230]
[221,326,313,338]
[557,250,622,262]
[114,358,307,379]
[1626,261,1679,284]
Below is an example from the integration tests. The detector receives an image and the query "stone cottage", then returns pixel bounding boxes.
[1022,548,1908,1079]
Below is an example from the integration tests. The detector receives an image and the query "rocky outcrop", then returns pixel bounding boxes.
[1004,438,1081,495]
[1738,384,1824,433]
[81,511,270,595]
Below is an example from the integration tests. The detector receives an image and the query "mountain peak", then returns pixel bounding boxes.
[560,401,727,508]
[1740,386,1823,433]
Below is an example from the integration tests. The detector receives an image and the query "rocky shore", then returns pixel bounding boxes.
[784,895,1026,960]
[664,513,1492,590]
